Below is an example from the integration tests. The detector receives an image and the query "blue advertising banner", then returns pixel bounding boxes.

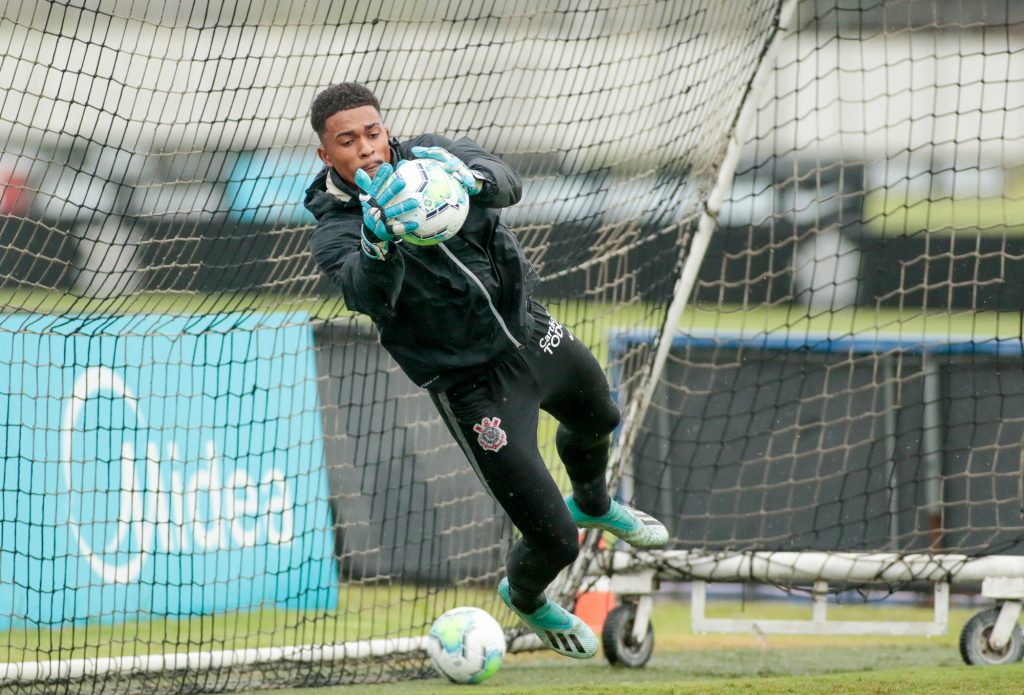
[0,312,337,626]
[225,150,315,225]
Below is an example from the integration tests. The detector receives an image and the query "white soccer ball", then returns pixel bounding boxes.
[391,158,470,245]
[426,606,506,684]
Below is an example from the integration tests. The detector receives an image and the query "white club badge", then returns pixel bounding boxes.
[473,416,508,452]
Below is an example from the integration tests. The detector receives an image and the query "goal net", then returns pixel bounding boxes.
[617,0,1024,586]
[4,0,1018,691]
[0,0,783,691]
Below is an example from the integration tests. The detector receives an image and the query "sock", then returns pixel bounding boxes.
[508,585,547,615]
[570,474,611,517]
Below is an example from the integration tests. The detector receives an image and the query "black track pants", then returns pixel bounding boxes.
[430,303,621,599]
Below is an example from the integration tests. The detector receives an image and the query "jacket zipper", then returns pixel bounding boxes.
[439,244,524,350]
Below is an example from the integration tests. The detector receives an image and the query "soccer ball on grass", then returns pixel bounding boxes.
[426,606,506,684]
[391,158,470,245]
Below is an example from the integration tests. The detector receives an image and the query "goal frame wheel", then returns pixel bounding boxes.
[601,601,655,668]
[959,606,1024,665]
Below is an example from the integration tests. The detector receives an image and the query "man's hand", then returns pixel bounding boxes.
[354,163,420,259]
[410,146,483,196]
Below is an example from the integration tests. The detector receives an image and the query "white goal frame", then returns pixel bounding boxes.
[0,637,428,685]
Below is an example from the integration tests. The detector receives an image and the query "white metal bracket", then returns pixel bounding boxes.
[981,577,1024,650]
[988,601,1023,651]
[631,595,655,644]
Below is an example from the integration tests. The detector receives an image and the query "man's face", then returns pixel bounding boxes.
[316,105,391,186]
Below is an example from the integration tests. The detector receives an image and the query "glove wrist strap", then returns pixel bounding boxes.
[360,227,390,260]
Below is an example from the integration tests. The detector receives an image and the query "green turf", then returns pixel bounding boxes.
[8,597,1022,694]
[0,583,507,663]
[221,598,1023,695]
[863,190,1024,237]
[0,289,353,320]
[332,662,1024,695]
[1,290,1018,341]
[272,660,1024,695]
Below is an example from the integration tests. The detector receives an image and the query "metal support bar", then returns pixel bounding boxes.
[606,568,657,596]
[987,601,1019,655]
[632,595,655,644]
[812,580,828,624]
[690,580,949,637]
[935,580,950,627]
[989,601,1023,651]
[604,549,1024,584]
[920,353,945,544]
[0,637,429,684]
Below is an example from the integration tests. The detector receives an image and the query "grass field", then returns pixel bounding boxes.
[241,598,1024,695]
[862,189,1024,236]
[9,595,1023,694]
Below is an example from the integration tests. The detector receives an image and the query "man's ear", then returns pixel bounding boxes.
[316,145,330,166]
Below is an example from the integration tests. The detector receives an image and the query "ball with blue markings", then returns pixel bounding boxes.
[426,606,506,684]
[390,158,470,246]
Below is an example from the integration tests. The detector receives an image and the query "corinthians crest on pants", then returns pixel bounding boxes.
[473,416,508,452]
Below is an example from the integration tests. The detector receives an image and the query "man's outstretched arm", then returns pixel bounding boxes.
[309,210,406,320]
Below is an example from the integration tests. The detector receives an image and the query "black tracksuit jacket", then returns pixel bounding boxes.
[304,134,539,392]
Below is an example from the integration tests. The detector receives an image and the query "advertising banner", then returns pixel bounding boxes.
[0,312,337,626]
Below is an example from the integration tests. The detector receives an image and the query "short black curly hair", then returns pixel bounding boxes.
[310,83,382,137]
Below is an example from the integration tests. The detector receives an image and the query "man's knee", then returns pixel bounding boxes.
[524,524,580,570]
[544,533,580,569]
[557,404,620,449]
[596,404,621,438]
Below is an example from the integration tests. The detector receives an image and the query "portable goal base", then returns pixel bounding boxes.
[589,549,1024,663]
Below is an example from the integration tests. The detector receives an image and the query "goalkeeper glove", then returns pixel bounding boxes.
[410,146,484,196]
[354,163,420,259]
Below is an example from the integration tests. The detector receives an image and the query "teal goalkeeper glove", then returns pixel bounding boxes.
[354,163,420,259]
[410,146,483,196]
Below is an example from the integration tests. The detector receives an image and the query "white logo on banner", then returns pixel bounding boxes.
[60,366,294,584]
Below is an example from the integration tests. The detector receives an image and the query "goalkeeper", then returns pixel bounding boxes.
[303,82,667,659]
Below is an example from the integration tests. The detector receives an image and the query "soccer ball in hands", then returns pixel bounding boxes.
[426,607,506,684]
[391,158,470,245]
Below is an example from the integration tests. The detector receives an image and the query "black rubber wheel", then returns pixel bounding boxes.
[602,602,654,668]
[959,607,1024,665]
